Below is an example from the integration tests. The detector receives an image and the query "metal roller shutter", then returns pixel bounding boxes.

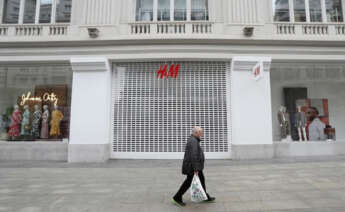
[111,61,231,159]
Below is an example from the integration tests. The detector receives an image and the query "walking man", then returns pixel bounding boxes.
[172,126,215,206]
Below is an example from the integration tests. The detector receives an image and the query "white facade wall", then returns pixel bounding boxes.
[1,0,345,161]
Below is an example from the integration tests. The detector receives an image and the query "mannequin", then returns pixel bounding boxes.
[21,105,31,136]
[31,105,42,138]
[50,105,64,137]
[295,106,307,141]
[41,105,50,139]
[277,106,291,141]
[8,105,22,139]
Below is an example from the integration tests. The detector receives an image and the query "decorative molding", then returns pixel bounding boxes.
[70,57,110,72]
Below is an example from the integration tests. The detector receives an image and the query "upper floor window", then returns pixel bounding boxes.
[135,0,209,22]
[191,0,208,21]
[136,0,153,21]
[273,0,344,22]
[2,0,72,24]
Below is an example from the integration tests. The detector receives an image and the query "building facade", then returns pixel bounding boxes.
[0,0,345,162]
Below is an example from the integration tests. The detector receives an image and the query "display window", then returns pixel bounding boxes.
[271,63,345,142]
[0,65,72,142]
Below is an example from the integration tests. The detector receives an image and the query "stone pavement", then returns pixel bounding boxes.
[1,156,345,212]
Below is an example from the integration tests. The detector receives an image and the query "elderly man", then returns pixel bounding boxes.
[172,126,215,207]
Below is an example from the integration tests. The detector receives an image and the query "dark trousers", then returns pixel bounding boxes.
[174,171,209,201]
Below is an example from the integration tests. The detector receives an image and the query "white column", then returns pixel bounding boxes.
[170,0,174,21]
[342,0,345,22]
[51,0,57,24]
[305,0,310,22]
[321,0,327,22]
[0,0,4,24]
[153,0,158,21]
[186,0,191,21]
[231,57,273,159]
[35,0,40,24]
[18,0,25,24]
[289,0,295,22]
[69,58,112,162]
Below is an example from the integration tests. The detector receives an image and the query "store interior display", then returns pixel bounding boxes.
[279,97,336,142]
[277,105,292,141]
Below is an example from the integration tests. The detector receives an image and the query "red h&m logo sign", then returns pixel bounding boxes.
[252,61,263,81]
[156,64,180,79]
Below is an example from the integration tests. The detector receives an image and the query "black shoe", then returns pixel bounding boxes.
[171,197,186,207]
[203,196,216,203]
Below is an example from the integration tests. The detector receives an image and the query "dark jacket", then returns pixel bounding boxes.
[182,135,205,175]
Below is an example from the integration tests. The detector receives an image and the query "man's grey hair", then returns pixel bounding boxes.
[192,126,203,134]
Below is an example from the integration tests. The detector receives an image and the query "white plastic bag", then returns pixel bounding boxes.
[190,175,208,202]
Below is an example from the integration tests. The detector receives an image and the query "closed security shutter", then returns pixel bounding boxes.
[111,61,231,159]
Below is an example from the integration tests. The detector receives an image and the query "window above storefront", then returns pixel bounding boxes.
[135,0,209,22]
[273,0,344,23]
[1,0,72,24]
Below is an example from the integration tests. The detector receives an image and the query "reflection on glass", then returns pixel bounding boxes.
[309,0,322,22]
[326,0,343,22]
[191,0,208,21]
[294,0,306,22]
[158,0,170,21]
[23,0,37,24]
[56,0,72,23]
[175,0,186,21]
[39,0,52,23]
[136,0,153,21]
[273,0,290,22]
[2,0,20,24]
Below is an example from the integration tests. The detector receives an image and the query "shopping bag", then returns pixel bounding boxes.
[190,175,208,202]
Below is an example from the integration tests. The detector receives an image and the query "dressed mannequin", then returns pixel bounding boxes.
[8,105,22,139]
[41,105,50,139]
[295,106,307,141]
[277,106,291,141]
[21,105,31,136]
[31,105,42,138]
[50,105,64,137]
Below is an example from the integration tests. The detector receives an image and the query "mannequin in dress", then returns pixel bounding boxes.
[50,105,64,137]
[21,105,31,136]
[31,105,42,138]
[8,105,22,139]
[277,106,291,141]
[41,105,50,139]
[295,106,307,141]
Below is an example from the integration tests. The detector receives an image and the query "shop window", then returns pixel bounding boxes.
[271,63,345,142]
[326,0,343,22]
[55,0,72,23]
[191,0,208,21]
[309,0,322,22]
[136,0,153,21]
[273,0,290,22]
[158,0,170,21]
[0,65,73,142]
[2,0,20,24]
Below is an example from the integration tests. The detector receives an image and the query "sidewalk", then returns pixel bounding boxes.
[1,156,345,212]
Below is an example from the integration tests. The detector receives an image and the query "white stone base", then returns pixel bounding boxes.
[68,144,109,163]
